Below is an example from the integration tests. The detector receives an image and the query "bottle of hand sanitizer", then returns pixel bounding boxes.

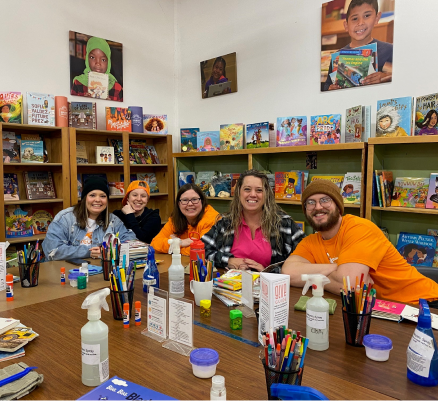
[301,274,331,351]
[81,288,111,386]
[143,246,160,293]
[168,238,184,298]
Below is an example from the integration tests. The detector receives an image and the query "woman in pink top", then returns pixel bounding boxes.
[202,170,305,271]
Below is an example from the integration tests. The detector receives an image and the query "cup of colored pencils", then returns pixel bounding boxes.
[18,248,41,288]
[109,261,136,320]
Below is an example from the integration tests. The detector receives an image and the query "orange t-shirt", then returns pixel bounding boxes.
[292,214,438,304]
[150,205,219,256]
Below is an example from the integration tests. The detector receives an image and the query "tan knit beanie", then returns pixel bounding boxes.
[302,179,344,215]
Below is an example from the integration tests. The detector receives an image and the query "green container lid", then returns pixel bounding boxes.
[230,309,242,319]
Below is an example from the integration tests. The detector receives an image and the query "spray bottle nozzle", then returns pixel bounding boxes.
[301,274,330,296]
[82,288,110,320]
[168,238,182,255]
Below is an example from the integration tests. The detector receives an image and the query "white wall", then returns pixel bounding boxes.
[0,0,176,131]
[175,0,438,150]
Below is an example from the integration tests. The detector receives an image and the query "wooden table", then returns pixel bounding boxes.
[0,257,436,400]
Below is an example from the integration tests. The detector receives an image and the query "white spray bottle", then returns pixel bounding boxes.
[301,274,330,351]
[168,238,185,298]
[81,288,111,386]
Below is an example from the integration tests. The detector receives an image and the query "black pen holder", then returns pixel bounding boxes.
[110,288,134,320]
[102,259,120,281]
[18,262,40,288]
[342,309,372,347]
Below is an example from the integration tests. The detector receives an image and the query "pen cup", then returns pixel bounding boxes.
[190,279,213,306]
[18,262,40,288]
[102,259,120,281]
[110,288,134,320]
[342,309,372,347]
[261,357,304,400]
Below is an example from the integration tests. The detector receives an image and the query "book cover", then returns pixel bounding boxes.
[415,93,438,136]
[23,171,56,199]
[345,106,363,143]
[108,138,124,164]
[276,116,307,147]
[0,92,23,124]
[87,71,109,99]
[78,376,176,400]
[336,48,372,88]
[147,146,160,164]
[196,171,216,196]
[106,107,131,131]
[197,131,220,151]
[76,141,88,164]
[178,171,196,188]
[2,132,20,163]
[31,208,54,234]
[310,114,341,145]
[20,140,44,163]
[363,105,371,141]
[77,173,82,198]
[180,128,199,152]
[96,146,115,164]
[376,97,413,137]
[246,122,269,149]
[143,114,168,135]
[310,175,344,190]
[427,229,438,267]
[342,172,361,204]
[381,171,394,207]
[4,173,19,201]
[128,140,150,165]
[5,205,33,238]
[230,173,241,197]
[55,96,68,127]
[219,123,244,150]
[295,221,305,232]
[391,177,429,208]
[426,173,438,209]
[275,171,304,201]
[26,92,55,126]
[69,102,96,129]
[396,232,437,267]
[109,182,125,195]
[136,173,159,193]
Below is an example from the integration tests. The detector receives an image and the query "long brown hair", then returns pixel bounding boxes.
[172,183,208,236]
[73,198,109,230]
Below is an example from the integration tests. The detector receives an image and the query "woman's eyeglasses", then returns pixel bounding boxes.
[179,197,201,205]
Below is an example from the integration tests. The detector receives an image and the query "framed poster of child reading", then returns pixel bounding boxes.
[200,52,237,99]
[69,31,124,102]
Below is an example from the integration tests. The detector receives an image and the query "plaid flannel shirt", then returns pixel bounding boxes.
[202,214,305,271]
[71,80,123,102]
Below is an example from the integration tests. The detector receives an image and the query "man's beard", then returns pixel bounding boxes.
[306,207,341,232]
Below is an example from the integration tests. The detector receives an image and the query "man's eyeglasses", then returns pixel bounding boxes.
[305,196,332,211]
[179,197,201,205]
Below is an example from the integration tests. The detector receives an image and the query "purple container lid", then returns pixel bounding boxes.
[190,348,219,366]
[68,272,85,280]
[363,334,393,350]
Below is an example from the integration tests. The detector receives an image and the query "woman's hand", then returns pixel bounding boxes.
[90,246,101,259]
[242,258,264,272]
[180,238,193,248]
[121,202,134,215]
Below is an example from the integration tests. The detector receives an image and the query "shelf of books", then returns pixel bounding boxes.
[69,128,174,223]
[1,123,70,244]
[366,136,438,246]
[174,143,367,235]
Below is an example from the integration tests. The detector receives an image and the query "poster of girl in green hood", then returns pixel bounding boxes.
[70,31,123,102]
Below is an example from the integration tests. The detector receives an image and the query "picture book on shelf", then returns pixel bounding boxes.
[128,140,149,165]
[87,71,109,99]
[26,92,55,126]
[5,205,33,239]
[136,173,159,193]
[195,171,216,196]
[31,208,54,234]
[276,116,307,147]
[2,132,20,163]
[345,106,364,143]
[147,146,160,164]
[274,171,304,201]
[0,92,23,124]
[96,146,115,164]
[415,92,438,136]
[180,128,199,152]
[23,171,56,199]
[143,114,167,135]
[426,173,438,209]
[76,141,88,164]
[197,131,220,151]
[106,107,131,131]
[20,141,44,163]
[390,177,429,208]
[3,174,19,201]
[376,97,413,137]
[375,170,394,208]
[336,48,373,89]
[246,122,269,149]
[109,182,125,196]
[310,175,344,190]
[220,123,244,150]
[230,173,241,197]
[295,221,305,232]
[427,229,438,267]
[396,232,437,267]
[310,114,341,145]
[108,139,124,164]
[178,171,196,188]
[342,173,361,204]
[69,102,96,129]
[77,173,82,198]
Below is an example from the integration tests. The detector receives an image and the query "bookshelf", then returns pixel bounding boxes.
[174,143,367,236]
[0,123,70,244]
[69,128,174,224]
[366,136,438,245]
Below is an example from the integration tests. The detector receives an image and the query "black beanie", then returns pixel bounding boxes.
[81,177,110,200]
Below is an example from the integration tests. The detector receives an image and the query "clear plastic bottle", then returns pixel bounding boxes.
[210,375,226,400]
[143,246,160,293]
[80,262,89,283]
[81,288,111,386]
[168,238,184,298]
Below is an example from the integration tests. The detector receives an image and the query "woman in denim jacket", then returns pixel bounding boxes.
[42,178,136,261]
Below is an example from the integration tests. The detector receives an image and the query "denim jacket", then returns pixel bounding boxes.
[42,207,137,261]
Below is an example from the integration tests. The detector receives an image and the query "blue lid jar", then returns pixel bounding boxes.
[363,334,393,350]
[68,272,85,280]
[189,348,219,366]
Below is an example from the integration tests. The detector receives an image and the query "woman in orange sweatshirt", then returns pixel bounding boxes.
[150,183,219,256]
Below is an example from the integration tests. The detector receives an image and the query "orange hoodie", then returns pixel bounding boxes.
[150,205,219,256]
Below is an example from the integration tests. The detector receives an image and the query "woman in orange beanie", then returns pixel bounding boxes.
[113,180,161,243]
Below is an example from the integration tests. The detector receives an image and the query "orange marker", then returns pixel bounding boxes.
[123,303,129,328]
[6,274,13,301]
[135,301,141,326]
[60,267,66,285]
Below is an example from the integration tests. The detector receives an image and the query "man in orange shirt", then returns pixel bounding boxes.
[282,180,438,305]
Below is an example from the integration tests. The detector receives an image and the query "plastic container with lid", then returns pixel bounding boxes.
[68,272,85,288]
[189,348,219,378]
[363,334,393,361]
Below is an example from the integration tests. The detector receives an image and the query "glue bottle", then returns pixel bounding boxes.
[301,274,331,351]
[81,288,111,386]
[6,274,13,302]
[143,246,159,293]
[168,237,184,298]
[407,298,438,387]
